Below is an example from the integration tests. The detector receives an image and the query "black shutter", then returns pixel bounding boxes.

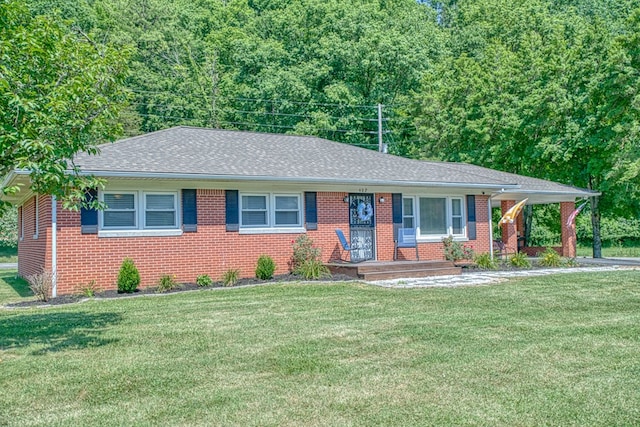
[392,193,403,225]
[392,193,403,239]
[467,195,476,240]
[80,188,98,234]
[304,192,317,230]
[182,189,197,232]
[225,190,239,232]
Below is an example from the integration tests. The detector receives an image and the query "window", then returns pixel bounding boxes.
[451,198,463,235]
[240,193,302,230]
[101,191,179,230]
[402,198,415,229]
[103,193,137,228]
[145,193,177,228]
[19,206,23,241]
[274,195,300,226]
[241,195,268,227]
[33,196,39,239]
[403,196,466,238]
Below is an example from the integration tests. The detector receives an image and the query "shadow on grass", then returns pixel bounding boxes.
[0,311,123,354]
[0,270,31,297]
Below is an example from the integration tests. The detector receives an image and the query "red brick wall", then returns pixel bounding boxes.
[21,191,494,295]
[500,200,519,251]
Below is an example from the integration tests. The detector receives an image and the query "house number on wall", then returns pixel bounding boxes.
[358,188,368,193]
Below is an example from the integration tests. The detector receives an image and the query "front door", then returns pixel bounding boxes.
[348,193,375,262]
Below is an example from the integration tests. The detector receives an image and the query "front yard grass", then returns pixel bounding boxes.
[1,271,639,426]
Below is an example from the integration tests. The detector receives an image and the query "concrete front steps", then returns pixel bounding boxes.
[327,260,461,281]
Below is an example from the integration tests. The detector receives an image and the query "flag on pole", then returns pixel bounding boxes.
[566,201,588,228]
[499,198,528,224]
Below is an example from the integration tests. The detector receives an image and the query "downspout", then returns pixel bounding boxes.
[51,196,57,298]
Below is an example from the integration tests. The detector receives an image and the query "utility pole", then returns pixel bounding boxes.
[378,103,384,152]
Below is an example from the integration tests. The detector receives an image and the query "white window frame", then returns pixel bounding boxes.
[239,192,304,234]
[240,193,270,228]
[144,192,178,229]
[99,190,181,237]
[19,206,24,241]
[402,197,415,229]
[33,196,39,239]
[101,191,138,230]
[403,195,467,241]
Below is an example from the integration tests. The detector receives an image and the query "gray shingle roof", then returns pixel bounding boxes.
[73,126,595,199]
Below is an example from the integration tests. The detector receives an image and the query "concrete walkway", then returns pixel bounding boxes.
[0,263,17,270]
[369,264,639,288]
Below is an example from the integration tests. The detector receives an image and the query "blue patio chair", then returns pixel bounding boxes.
[335,229,361,262]
[394,228,419,260]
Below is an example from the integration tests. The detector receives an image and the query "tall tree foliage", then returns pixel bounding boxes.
[408,0,640,256]
[0,0,130,207]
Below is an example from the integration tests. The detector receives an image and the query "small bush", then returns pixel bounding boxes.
[475,252,498,270]
[26,270,54,302]
[509,252,531,268]
[563,257,579,267]
[297,259,331,280]
[79,280,98,297]
[290,234,322,272]
[157,274,178,293]
[442,236,475,261]
[538,248,562,267]
[222,269,239,287]
[256,255,276,280]
[117,258,140,293]
[196,274,213,287]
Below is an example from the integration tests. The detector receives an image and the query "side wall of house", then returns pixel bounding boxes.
[53,191,492,294]
[17,195,51,279]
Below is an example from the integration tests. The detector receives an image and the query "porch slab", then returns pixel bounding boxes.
[326,260,461,281]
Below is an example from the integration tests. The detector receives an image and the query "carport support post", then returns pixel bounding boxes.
[560,201,577,258]
[500,200,519,251]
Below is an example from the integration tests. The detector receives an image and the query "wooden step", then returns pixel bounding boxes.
[326,260,462,281]
[356,261,454,273]
[362,267,462,281]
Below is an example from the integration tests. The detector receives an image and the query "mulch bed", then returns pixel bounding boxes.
[5,273,357,308]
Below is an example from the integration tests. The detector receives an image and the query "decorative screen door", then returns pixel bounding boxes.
[348,193,375,262]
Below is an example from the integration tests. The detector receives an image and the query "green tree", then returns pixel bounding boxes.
[0,0,130,207]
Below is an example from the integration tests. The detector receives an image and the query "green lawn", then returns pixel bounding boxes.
[0,270,30,304]
[0,245,17,263]
[1,272,640,426]
[576,244,640,258]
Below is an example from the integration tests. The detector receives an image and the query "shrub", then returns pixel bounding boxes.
[475,252,498,270]
[196,274,213,287]
[442,235,474,261]
[290,235,329,279]
[256,255,276,280]
[157,274,178,293]
[117,258,140,293]
[297,259,331,280]
[222,269,239,287]
[78,280,98,297]
[538,248,562,268]
[509,252,531,268]
[26,269,54,302]
[290,235,321,270]
[563,257,579,267]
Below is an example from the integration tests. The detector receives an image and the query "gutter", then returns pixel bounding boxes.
[51,196,57,298]
[77,170,521,190]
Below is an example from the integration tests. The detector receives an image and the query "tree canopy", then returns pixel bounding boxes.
[0,0,130,207]
[2,0,639,251]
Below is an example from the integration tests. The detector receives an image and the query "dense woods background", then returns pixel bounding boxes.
[2,0,639,251]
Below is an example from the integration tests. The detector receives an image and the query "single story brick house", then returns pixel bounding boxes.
[3,126,596,296]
